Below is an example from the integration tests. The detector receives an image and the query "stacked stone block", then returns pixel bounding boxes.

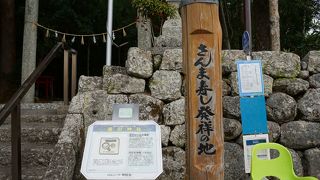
[67,48,320,180]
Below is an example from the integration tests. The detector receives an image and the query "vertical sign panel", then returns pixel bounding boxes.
[240,96,268,135]
[182,2,224,179]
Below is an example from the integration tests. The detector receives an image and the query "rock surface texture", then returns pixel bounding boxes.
[149,70,182,101]
[163,98,185,125]
[126,47,153,78]
[266,92,297,124]
[303,51,320,74]
[298,88,320,121]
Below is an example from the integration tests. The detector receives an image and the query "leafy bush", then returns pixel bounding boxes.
[131,0,176,18]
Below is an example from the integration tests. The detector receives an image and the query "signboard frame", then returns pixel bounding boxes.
[81,120,163,180]
[236,60,264,97]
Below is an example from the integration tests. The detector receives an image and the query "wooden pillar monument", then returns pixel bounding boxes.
[181,0,224,179]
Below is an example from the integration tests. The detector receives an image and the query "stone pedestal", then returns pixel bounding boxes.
[153,0,182,50]
[137,11,152,50]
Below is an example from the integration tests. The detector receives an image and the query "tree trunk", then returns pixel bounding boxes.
[0,0,17,103]
[220,1,231,49]
[21,0,39,103]
[269,0,280,51]
[252,0,271,51]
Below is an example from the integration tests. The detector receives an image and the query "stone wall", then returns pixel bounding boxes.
[222,50,320,179]
[44,114,83,179]
[65,48,320,179]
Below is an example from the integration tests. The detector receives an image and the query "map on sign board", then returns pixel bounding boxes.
[99,137,120,155]
[236,60,264,97]
[81,120,163,180]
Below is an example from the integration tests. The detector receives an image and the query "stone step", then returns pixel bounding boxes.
[0,102,69,116]
[0,166,47,180]
[20,107,67,116]
[0,122,62,143]
[3,114,66,125]
[0,142,55,167]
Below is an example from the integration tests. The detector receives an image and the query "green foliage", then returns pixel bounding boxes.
[279,0,320,56]
[131,0,176,18]
[222,0,320,56]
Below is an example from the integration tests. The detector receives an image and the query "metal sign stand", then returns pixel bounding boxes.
[238,31,270,175]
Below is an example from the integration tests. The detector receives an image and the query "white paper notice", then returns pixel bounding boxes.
[238,62,263,95]
[243,134,269,173]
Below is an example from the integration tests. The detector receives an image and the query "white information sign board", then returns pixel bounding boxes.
[243,134,270,173]
[236,60,264,97]
[81,120,163,180]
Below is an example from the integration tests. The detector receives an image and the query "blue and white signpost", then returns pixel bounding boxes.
[237,32,270,174]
